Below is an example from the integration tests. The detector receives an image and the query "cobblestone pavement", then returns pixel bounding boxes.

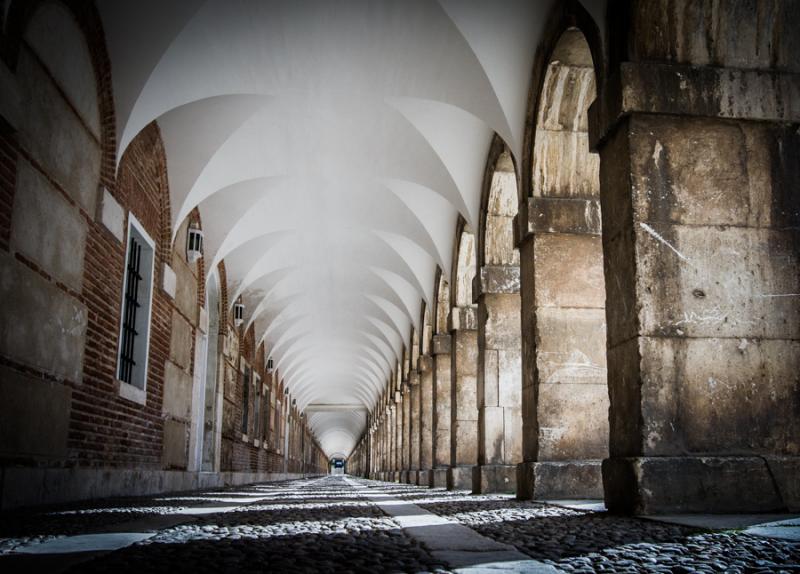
[0,476,450,573]
[2,476,798,573]
[370,481,800,573]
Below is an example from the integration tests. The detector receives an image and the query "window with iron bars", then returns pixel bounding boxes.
[117,216,155,391]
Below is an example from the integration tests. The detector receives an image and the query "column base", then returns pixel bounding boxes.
[416,469,430,487]
[516,460,603,500]
[603,456,799,514]
[430,468,448,488]
[405,470,418,484]
[399,470,408,483]
[472,464,516,494]
[447,466,472,490]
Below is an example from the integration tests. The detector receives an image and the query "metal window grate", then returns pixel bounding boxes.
[119,235,143,384]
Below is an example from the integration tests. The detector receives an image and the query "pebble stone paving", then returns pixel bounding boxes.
[0,475,798,573]
[366,480,800,573]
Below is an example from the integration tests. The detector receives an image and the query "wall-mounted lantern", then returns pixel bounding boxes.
[266,357,274,373]
[234,299,244,327]
[292,398,297,407]
[186,224,204,263]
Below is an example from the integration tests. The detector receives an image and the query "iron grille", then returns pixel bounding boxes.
[119,235,143,384]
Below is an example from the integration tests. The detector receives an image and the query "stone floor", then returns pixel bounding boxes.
[0,475,797,573]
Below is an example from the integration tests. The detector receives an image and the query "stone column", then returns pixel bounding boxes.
[431,334,452,487]
[393,391,402,481]
[417,355,434,486]
[473,265,523,493]
[447,306,479,490]
[516,196,608,500]
[408,370,421,481]
[590,4,800,513]
[401,382,411,483]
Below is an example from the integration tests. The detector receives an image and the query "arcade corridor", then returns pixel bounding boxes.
[1,0,799,570]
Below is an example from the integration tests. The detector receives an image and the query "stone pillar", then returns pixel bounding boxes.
[589,3,800,513]
[447,306,479,490]
[401,382,411,483]
[431,334,452,487]
[516,196,608,500]
[417,355,434,486]
[473,265,523,493]
[408,371,421,481]
[393,391,402,481]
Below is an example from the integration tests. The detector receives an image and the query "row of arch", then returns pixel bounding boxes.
[349,20,609,500]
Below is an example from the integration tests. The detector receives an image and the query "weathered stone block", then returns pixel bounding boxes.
[636,224,799,340]
[533,234,605,309]
[452,375,477,420]
[534,307,606,385]
[446,465,472,491]
[766,457,800,512]
[430,468,448,488]
[11,161,87,292]
[169,310,193,370]
[451,419,477,466]
[17,48,100,213]
[603,456,785,514]
[172,256,198,326]
[162,360,193,421]
[533,129,598,198]
[528,196,601,235]
[517,460,603,500]
[537,382,609,461]
[96,186,124,242]
[162,419,188,469]
[0,252,87,382]
[474,265,520,300]
[432,334,451,355]
[473,463,516,494]
[24,3,101,138]
[638,337,800,457]
[482,293,521,350]
[479,406,505,464]
[0,366,70,459]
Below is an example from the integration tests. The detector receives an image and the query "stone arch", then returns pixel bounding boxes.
[517,19,609,501]
[473,135,523,493]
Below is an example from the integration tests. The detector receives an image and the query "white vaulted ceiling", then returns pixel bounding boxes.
[98,0,604,458]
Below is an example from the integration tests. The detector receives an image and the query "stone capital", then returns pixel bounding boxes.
[394,391,401,403]
[448,305,478,331]
[515,196,601,246]
[472,265,520,302]
[408,371,420,386]
[588,61,800,150]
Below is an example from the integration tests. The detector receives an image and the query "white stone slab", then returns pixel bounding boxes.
[13,532,153,555]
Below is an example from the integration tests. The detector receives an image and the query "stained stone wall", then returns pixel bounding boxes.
[595,0,800,513]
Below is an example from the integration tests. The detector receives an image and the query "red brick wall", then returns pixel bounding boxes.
[71,122,171,467]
